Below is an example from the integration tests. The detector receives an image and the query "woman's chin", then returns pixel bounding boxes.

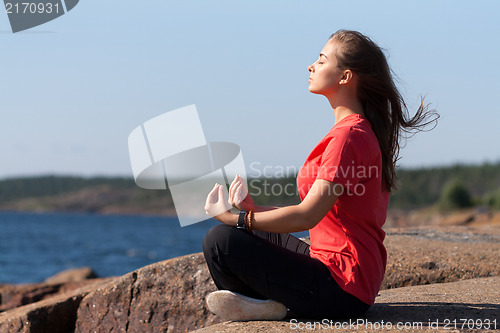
[308,86,321,94]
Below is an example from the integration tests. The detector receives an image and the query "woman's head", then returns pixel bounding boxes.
[307,40,355,97]
[314,30,438,192]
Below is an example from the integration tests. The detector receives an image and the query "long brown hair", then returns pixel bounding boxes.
[329,30,438,192]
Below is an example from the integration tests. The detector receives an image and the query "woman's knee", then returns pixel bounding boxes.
[203,224,233,255]
[203,224,258,259]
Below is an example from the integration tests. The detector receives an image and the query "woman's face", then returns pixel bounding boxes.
[308,40,345,96]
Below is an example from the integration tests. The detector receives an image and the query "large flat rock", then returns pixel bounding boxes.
[382,225,499,289]
[74,253,222,333]
[192,276,499,332]
[0,279,111,333]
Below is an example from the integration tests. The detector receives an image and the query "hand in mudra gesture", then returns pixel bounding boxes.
[228,175,255,211]
[204,183,232,218]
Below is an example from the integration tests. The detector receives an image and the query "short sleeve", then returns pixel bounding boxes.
[316,127,364,188]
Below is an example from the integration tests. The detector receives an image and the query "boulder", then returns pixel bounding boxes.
[0,278,107,313]
[0,279,110,333]
[44,267,97,284]
[0,283,60,313]
[74,253,222,333]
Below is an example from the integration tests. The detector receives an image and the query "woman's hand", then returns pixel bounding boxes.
[204,183,234,225]
[228,175,255,211]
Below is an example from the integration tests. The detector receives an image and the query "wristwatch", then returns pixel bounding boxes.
[236,211,247,229]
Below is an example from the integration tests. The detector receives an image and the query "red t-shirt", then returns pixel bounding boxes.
[296,114,390,305]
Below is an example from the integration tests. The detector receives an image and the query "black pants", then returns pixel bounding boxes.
[202,224,370,319]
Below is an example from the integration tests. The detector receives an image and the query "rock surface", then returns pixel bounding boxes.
[44,267,97,284]
[382,225,499,289]
[0,267,102,313]
[74,253,222,333]
[0,279,110,333]
[192,276,500,332]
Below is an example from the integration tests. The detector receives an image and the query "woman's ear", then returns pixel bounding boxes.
[339,70,353,85]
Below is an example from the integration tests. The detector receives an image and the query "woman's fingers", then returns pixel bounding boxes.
[218,183,226,202]
[233,182,244,204]
[226,175,251,209]
[228,176,241,198]
[228,180,236,205]
[205,184,220,210]
[229,175,243,205]
[205,183,232,217]
[229,175,239,193]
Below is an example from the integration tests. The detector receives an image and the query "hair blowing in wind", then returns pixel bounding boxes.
[329,30,439,192]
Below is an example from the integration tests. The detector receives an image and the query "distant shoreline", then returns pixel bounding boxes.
[0,208,178,219]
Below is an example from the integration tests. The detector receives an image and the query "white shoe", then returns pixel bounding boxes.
[206,290,288,321]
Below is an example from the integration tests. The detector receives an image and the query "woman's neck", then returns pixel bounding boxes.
[328,94,365,125]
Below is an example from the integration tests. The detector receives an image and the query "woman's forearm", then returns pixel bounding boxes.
[251,204,316,233]
[253,205,280,212]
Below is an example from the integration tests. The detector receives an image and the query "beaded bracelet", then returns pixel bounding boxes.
[244,211,249,230]
[247,210,254,231]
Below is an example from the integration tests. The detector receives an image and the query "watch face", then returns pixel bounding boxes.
[237,211,246,229]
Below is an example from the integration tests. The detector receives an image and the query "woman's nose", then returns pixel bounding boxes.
[308,64,314,72]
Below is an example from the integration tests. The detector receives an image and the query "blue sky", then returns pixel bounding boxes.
[1,0,499,179]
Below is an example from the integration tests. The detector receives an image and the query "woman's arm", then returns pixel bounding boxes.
[206,179,342,233]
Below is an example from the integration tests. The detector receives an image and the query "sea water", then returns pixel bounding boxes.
[0,212,218,284]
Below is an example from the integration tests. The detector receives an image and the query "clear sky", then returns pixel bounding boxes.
[1,0,499,179]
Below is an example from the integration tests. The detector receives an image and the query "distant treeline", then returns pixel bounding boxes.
[392,163,500,209]
[0,162,499,212]
[0,176,136,202]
